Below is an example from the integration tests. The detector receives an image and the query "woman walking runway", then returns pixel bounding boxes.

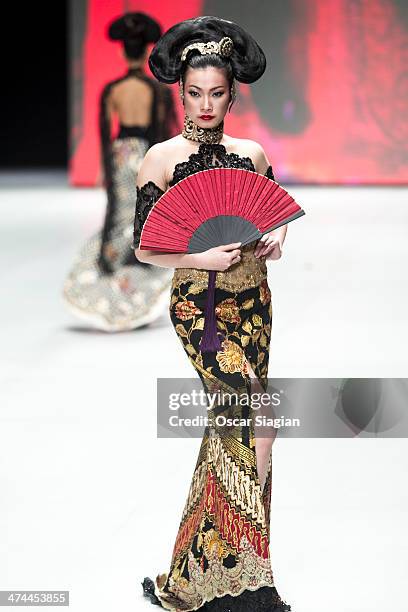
[133,16,292,611]
[63,12,178,331]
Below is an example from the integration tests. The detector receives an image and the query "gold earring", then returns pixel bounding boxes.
[179,79,184,103]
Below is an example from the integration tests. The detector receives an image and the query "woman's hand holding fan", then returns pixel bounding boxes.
[192,241,243,271]
[139,167,305,352]
[254,233,283,260]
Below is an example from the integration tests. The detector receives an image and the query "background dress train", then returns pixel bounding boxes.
[62,66,178,331]
[134,142,290,611]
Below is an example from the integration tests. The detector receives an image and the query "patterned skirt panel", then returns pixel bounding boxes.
[154,248,277,611]
[62,137,173,330]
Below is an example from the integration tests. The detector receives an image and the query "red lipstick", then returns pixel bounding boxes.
[199,115,215,120]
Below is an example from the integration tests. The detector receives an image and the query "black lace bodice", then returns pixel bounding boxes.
[133,181,165,250]
[132,143,275,250]
[168,142,274,186]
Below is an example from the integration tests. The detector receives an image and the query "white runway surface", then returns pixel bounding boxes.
[1,171,407,612]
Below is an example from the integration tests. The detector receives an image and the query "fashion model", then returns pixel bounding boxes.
[63,12,178,331]
[133,16,291,612]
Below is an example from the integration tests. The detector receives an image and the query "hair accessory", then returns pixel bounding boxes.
[180,36,234,62]
[148,17,266,85]
[179,79,184,102]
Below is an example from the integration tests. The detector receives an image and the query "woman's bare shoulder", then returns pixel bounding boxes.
[148,135,186,155]
[227,137,269,173]
[227,136,265,157]
[138,136,193,189]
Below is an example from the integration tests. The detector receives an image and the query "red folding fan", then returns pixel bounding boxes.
[140,168,305,353]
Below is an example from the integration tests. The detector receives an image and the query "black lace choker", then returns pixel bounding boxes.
[181,114,224,144]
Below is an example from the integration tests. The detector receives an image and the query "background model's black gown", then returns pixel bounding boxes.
[133,143,290,611]
[62,67,178,331]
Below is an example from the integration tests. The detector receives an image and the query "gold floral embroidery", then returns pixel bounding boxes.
[185,343,196,355]
[260,333,268,348]
[259,279,271,305]
[193,317,205,330]
[175,323,188,338]
[203,529,229,560]
[216,339,245,374]
[171,242,267,293]
[165,261,275,609]
[252,314,263,327]
[215,298,241,324]
[175,300,203,321]
[242,320,252,334]
[242,298,254,310]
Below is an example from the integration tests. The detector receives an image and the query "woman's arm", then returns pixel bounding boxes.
[137,248,202,270]
[251,142,287,260]
[133,145,202,269]
[133,145,242,271]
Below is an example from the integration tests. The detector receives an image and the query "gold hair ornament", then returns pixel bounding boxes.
[180,36,234,62]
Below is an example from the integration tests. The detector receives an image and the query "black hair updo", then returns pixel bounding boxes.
[180,52,234,88]
[108,12,162,60]
[148,15,266,84]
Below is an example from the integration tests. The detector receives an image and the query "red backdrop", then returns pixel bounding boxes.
[69,0,408,185]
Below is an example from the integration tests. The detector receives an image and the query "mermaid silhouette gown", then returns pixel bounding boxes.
[62,67,178,331]
[133,143,291,611]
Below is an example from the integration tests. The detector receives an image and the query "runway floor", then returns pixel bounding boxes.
[1,170,407,611]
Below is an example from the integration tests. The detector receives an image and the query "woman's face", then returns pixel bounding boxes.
[183,66,231,128]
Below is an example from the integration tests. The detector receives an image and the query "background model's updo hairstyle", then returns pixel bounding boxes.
[108,12,162,60]
[148,15,266,84]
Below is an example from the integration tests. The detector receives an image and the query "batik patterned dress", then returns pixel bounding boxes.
[133,143,290,611]
[62,67,178,331]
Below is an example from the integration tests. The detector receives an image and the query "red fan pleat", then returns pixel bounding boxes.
[139,168,305,353]
[140,168,303,252]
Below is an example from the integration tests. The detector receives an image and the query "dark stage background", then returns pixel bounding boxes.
[0,3,67,168]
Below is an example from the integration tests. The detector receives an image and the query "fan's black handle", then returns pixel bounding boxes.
[199,270,224,353]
